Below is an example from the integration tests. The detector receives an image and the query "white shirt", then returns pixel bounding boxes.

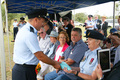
[38,34,51,54]
[55,47,63,61]
[13,22,41,65]
[13,22,18,28]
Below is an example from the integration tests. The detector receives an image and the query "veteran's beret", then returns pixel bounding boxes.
[86,30,104,40]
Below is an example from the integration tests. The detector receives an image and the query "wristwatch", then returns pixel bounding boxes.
[75,71,79,76]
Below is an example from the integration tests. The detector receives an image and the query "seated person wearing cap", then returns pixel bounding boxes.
[37,31,60,80]
[62,30,104,80]
[85,15,95,30]
[45,28,88,80]
[110,28,117,35]
[95,32,120,80]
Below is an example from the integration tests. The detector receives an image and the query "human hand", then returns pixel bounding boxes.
[95,64,103,79]
[56,69,60,73]
[108,35,118,40]
[110,63,113,68]
[59,59,67,62]
[63,67,76,74]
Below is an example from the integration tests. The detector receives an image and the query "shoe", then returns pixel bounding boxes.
[11,40,15,42]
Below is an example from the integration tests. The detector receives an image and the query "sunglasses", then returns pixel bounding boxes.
[39,32,44,34]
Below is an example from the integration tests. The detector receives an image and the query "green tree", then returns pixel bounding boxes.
[116,1,120,16]
[1,2,26,33]
[74,13,87,23]
[2,2,6,33]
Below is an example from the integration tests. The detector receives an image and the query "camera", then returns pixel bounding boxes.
[105,38,111,43]
[83,23,87,27]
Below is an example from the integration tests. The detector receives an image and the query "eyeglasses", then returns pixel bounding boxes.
[59,37,66,39]
[39,32,43,34]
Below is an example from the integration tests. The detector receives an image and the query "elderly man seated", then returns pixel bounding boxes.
[62,30,104,80]
[44,28,88,80]
[37,27,51,54]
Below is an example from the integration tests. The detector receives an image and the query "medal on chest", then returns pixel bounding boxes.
[89,58,94,64]
[82,56,86,62]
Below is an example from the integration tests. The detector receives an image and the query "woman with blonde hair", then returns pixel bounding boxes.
[54,31,69,61]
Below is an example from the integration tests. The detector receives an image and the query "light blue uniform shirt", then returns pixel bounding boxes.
[80,47,101,75]
[86,20,95,30]
[114,45,120,65]
[19,23,26,29]
[13,22,41,65]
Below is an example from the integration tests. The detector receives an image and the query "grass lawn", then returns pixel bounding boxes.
[0,32,14,80]
[0,26,112,80]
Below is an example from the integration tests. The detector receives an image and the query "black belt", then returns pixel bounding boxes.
[15,63,36,68]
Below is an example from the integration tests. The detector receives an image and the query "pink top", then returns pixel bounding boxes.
[54,43,69,61]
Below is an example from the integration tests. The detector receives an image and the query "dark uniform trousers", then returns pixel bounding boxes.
[12,64,37,80]
[13,27,18,40]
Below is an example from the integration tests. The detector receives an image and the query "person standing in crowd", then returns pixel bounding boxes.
[115,15,120,30]
[69,20,75,28]
[12,9,61,80]
[17,17,27,29]
[46,16,53,31]
[37,31,59,80]
[58,17,64,27]
[63,30,104,80]
[53,23,58,32]
[61,17,73,45]
[100,16,108,37]
[45,28,88,80]
[85,15,95,30]
[118,15,120,26]
[94,15,102,30]
[11,19,18,42]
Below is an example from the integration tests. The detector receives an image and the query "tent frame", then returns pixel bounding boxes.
[0,0,117,80]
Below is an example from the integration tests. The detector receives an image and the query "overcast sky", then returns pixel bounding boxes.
[72,2,115,17]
